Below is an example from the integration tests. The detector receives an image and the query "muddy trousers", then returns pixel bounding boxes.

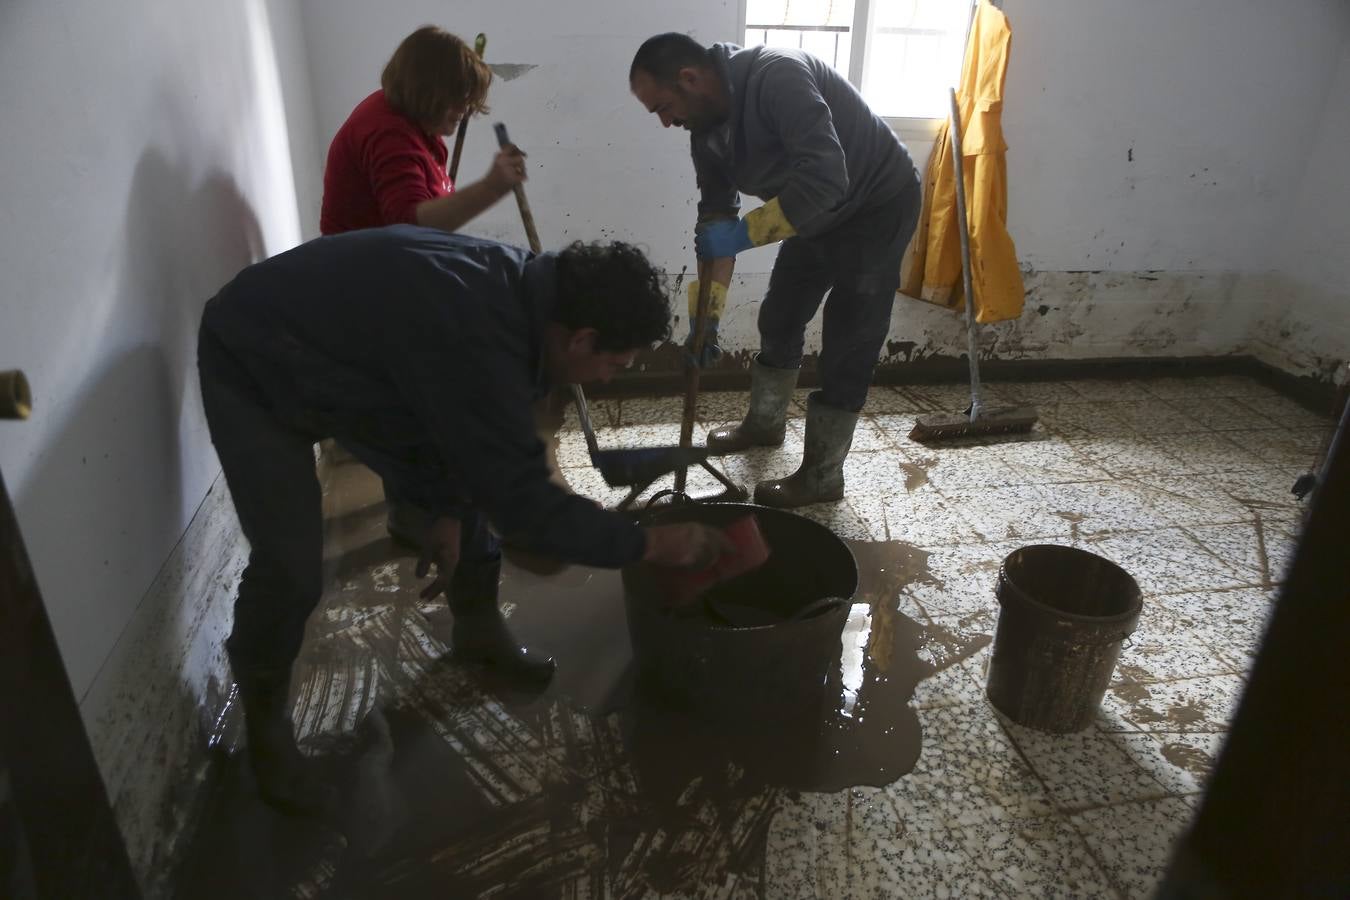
[756,177,921,413]
[198,325,497,681]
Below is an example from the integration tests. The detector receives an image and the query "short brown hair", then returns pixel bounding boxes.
[381,26,491,129]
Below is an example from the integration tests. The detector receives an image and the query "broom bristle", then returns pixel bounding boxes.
[908,406,1039,443]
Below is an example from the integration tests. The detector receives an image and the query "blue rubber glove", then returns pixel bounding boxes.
[694,218,753,260]
[683,319,723,368]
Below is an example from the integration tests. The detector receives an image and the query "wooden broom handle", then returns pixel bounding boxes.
[448,33,487,184]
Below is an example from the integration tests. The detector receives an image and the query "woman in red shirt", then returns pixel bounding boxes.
[320,25,525,236]
[320,26,537,558]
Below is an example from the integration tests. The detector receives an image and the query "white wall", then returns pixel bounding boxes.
[268,0,326,239]
[298,0,1350,371]
[0,0,307,699]
[1000,0,1346,275]
[300,0,741,258]
[1246,30,1350,383]
[0,0,316,886]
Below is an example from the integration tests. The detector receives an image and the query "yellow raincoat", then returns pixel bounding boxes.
[900,0,1023,323]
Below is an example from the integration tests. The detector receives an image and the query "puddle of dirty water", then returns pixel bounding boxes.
[172,460,989,898]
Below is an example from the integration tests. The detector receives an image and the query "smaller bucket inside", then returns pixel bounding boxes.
[999,545,1141,623]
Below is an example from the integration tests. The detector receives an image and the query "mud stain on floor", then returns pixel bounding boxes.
[1055,510,1086,542]
[1111,677,1154,705]
[173,463,989,898]
[1161,742,1214,779]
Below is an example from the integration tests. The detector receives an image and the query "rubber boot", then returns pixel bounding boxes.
[706,356,799,452]
[754,393,859,508]
[449,560,556,687]
[229,660,334,816]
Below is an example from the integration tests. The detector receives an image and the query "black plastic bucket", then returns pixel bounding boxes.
[985,544,1143,733]
[622,503,858,725]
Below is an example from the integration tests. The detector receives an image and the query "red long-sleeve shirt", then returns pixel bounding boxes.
[319,90,453,235]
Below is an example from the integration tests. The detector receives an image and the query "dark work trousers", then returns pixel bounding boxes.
[756,175,922,412]
[337,434,501,569]
[198,323,497,680]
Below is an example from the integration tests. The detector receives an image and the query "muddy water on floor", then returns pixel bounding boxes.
[174,463,989,898]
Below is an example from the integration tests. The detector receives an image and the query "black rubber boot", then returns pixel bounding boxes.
[754,393,859,509]
[449,560,556,687]
[229,659,334,816]
[706,356,799,452]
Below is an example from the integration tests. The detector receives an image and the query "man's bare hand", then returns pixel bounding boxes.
[642,523,735,570]
[416,517,463,600]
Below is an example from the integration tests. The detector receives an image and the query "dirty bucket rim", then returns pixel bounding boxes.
[624,501,860,631]
[690,595,850,632]
[659,597,852,633]
[997,543,1143,628]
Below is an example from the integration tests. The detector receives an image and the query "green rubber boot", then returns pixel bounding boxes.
[706,356,800,452]
[754,393,859,508]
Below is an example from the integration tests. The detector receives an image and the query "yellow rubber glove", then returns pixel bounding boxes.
[694,197,797,259]
[684,279,728,367]
[687,279,728,323]
[743,196,798,246]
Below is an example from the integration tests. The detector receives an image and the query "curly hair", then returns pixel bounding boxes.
[554,242,672,352]
[382,26,491,130]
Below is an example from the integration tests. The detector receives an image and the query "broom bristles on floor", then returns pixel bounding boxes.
[908,406,1040,443]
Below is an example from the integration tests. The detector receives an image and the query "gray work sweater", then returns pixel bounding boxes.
[692,44,916,238]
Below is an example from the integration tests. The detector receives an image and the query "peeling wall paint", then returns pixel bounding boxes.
[81,476,245,895]
[1243,274,1350,387]
[656,269,1252,375]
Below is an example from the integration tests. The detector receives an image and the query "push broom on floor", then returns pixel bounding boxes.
[909,88,1038,443]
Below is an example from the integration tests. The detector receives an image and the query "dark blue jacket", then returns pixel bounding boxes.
[201,225,646,568]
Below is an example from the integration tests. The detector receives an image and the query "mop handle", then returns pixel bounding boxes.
[448,33,487,183]
[494,123,542,254]
[949,88,984,423]
[674,265,713,494]
[496,122,604,460]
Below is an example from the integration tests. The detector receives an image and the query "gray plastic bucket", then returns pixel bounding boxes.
[985,544,1143,733]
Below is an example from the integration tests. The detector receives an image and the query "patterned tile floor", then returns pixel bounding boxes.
[553,374,1328,899]
[176,373,1332,899]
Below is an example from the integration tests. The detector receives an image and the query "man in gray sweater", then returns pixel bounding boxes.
[631,33,921,508]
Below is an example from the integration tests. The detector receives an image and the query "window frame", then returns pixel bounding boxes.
[736,0,982,141]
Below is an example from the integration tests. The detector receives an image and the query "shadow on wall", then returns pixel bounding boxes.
[14,147,263,700]
[12,147,273,891]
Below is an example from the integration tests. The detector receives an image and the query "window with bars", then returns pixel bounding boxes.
[742,0,975,122]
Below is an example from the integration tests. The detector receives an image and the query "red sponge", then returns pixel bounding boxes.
[663,514,770,607]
